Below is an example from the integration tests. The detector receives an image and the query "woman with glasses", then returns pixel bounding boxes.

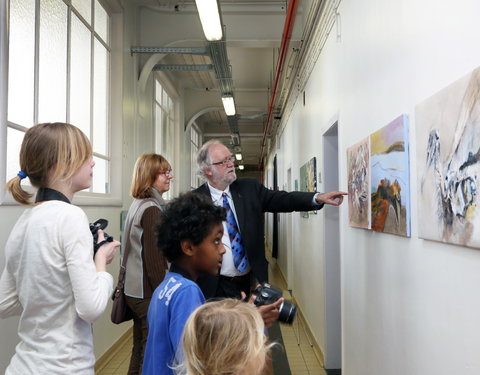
[122,153,173,375]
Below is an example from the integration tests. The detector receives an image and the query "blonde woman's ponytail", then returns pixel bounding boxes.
[5,174,33,205]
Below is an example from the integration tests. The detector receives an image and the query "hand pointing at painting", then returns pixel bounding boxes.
[315,191,348,206]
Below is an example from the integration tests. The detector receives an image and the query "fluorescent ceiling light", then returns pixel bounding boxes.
[235,153,242,161]
[194,0,223,41]
[222,95,236,116]
[238,165,245,170]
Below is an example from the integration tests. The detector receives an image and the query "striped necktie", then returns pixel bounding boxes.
[222,193,248,272]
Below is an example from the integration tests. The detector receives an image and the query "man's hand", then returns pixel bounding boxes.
[257,298,283,328]
[247,291,283,328]
[315,191,348,206]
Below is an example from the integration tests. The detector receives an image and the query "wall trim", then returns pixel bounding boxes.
[268,248,326,368]
[95,328,133,373]
[291,294,326,367]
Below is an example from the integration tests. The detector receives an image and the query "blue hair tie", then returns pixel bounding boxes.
[17,171,27,180]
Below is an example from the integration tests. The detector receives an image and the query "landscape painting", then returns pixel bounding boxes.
[416,66,480,248]
[370,115,410,237]
[347,137,370,229]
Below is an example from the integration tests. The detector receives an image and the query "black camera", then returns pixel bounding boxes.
[253,282,297,324]
[90,219,114,255]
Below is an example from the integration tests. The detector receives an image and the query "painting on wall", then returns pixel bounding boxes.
[416,66,480,247]
[300,157,317,218]
[347,137,370,229]
[370,115,410,237]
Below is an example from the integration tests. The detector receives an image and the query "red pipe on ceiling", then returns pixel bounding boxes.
[259,0,300,168]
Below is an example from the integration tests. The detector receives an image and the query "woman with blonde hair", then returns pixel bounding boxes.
[0,122,119,374]
[179,299,273,375]
[122,153,173,374]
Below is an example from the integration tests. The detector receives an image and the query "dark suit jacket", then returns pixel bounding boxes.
[194,178,322,298]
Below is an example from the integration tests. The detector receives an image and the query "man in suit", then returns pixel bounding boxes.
[194,140,347,300]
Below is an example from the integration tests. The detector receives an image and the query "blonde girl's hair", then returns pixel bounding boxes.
[5,122,92,205]
[179,299,272,375]
[130,153,171,199]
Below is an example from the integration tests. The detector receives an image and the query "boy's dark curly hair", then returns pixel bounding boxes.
[156,192,226,262]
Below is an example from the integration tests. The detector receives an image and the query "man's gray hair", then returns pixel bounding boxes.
[196,139,224,180]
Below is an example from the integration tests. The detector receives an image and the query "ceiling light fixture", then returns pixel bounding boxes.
[194,0,223,41]
[222,95,236,116]
[235,153,242,161]
[238,165,245,170]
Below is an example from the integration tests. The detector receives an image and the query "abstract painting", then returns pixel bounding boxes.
[416,66,480,247]
[347,137,370,229]
[370,115,410,237]
[300,157,317,218]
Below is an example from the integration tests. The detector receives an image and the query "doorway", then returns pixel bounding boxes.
[323,121,342,370]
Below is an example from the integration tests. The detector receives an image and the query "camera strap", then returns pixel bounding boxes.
[35,187,71,204]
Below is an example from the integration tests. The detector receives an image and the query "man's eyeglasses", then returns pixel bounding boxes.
[210,156,236,166]
[158,170,173,177]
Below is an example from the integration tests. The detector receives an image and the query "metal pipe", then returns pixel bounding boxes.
[259,0,300,168]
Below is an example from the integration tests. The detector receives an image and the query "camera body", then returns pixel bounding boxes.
[90,219,114,255]
[253,282,297,324]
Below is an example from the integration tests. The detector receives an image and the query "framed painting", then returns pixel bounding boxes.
[347,137,370,229]
[300,157,317,218]
[416,66,480,247]
[370,114,410,237]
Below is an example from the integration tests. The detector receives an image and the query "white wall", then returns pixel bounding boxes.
[269,0,480,373]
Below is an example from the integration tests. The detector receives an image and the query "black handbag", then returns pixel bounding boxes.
[111,263,133,324]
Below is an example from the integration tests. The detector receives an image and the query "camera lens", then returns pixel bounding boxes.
[278,300,297,324]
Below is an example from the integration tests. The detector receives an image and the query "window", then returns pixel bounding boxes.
[5,0,111,196]
[190,124,202,189]
[154,77,176,199]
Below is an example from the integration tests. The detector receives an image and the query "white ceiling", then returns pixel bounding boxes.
[135,0,300,170]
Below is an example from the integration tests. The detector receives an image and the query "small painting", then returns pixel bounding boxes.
[347,137,370,229]
[370,115,410,237]
[300,157,317,218]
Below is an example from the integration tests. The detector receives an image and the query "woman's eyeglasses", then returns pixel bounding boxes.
[159,170,173,177]
[210,156,236,166]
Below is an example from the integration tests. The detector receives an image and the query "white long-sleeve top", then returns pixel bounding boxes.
[0,201,113,375]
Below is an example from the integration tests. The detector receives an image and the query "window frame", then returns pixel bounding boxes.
[153,73,179,200]
[190,122,202,189]
[0,0,122,206]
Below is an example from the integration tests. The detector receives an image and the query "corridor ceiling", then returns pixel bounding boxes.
[135,0,305,171]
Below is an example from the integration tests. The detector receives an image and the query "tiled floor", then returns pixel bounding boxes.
[96,261,326,375]
[269,261,327,375]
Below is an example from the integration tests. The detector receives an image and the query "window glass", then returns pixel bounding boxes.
[162,88,168,109]
[8,0,35,127]
[72,0,91,25]
[5,0,112,199]
[155,80,162,103]
[38,0,68,123]
[92,156,108,193]
[94,0,109,43]
[70,13,92,137]
[155,104,163,153]
[6,128,24,184]
[93,39,108,155]
[190,125,201,189]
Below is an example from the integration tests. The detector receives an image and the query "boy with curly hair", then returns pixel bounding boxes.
[142,192,226,375]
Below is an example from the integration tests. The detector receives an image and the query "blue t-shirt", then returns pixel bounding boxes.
[142,271,206,375]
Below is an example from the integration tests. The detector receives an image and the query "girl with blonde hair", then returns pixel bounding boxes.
[179,299,273,375]
[0,122,119,374]
[122,153,173,374]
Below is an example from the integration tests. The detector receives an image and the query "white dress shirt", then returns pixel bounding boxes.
[207,183,251,277]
